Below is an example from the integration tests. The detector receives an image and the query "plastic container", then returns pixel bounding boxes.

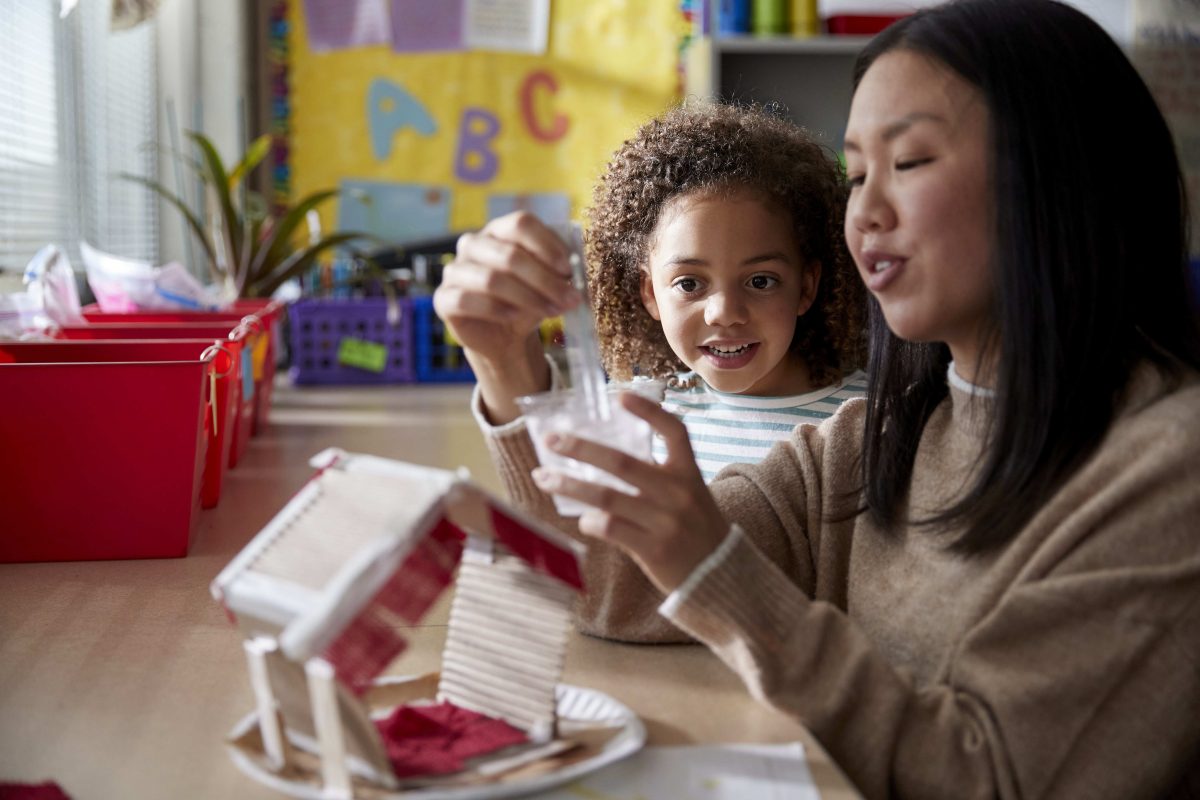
[515,382,663,516]
[825,14,907,35]
[790,0,818,36]
[56,321,257,469]
[234,299,286,433]
[79,298,285,433]
[751,0,788,35]
[0,339,241,510]
[717,0,750,35]
[412,296,474,383]
[288,297,415,385]
[0,341,217,561]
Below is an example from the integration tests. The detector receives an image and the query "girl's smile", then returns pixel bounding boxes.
[699,340,760,369]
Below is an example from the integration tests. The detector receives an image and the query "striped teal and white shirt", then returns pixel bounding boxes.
[654,370,868,482]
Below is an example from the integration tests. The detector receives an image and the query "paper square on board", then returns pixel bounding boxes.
[302,0,390,52]
[338,180,451,245]
[390,0,464,53]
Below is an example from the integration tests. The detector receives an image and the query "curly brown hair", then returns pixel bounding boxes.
[585,102,867,387]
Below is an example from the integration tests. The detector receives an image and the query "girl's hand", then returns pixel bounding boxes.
[434,211,579,363]
[531,392,730,593]
[433,211,582,422]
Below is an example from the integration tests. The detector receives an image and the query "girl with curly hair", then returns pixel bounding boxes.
[435,103,867,481]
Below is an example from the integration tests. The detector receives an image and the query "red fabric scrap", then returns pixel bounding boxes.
[0,782,73,800]
[375,701,529,778]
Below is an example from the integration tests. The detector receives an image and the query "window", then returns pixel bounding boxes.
[0,0,159,281]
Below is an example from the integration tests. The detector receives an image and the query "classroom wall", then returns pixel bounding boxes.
[287,1,686,246]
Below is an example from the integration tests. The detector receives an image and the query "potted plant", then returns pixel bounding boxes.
[125,131,377,302]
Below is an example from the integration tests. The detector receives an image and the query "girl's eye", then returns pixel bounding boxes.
[748,274,779,290]
[672,277,701,294]
[847,173,865,188]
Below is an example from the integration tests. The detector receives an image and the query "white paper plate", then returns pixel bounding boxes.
[227,683,646,799]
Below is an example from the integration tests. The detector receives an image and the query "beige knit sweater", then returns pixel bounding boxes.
[478,365,1200,800]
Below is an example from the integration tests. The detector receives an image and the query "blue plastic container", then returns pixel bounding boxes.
[718,0,750,34]
[412,295,475,383]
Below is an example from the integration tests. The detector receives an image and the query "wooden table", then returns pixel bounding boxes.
[0,382,860,799]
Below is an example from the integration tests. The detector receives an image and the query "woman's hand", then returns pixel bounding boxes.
[433,211,582,422]
[531,392,731,593]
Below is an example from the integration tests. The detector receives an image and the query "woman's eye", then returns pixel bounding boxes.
[748,274,779,290]
[896,157,933,171]
[847,173,865,188]
[673,277,701,294]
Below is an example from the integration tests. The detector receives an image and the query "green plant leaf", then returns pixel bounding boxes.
[234,205,258,296]
[228,134,272,190]
[246,188,339,285]
[187,131,243,273]
[119,172,218,281]
[244,190,270,225]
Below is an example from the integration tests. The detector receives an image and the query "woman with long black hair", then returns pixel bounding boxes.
[465,1,1200,796]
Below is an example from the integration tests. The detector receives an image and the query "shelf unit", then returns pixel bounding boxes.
[687,35,872,149]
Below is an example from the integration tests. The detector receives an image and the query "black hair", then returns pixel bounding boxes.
[856,0,1200,552]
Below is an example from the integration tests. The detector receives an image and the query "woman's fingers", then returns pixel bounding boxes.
[542,430,670,494]
[532,460,727,594]
[532,467,642,523]
[529,395,730,591]
[615,391,703,470]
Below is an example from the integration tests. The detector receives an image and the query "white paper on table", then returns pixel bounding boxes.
[528,742,820,800]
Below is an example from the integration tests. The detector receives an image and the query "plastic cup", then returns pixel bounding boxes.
[516,381,664,516]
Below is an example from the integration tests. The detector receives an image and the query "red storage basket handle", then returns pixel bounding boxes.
[201,343,236,435]
[231,321,256,341]
[238,315,264,334]
[201,343,237,378]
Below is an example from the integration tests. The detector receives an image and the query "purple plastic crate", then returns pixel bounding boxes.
[288,298,415,385]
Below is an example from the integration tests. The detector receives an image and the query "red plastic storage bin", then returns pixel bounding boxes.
[0,339,241,510]
[232,299,285,432]
[79,298,285,433]
[56,321,258,469]
[0,341,217,562]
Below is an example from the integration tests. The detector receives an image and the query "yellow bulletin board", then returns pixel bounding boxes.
[288,1,688,243]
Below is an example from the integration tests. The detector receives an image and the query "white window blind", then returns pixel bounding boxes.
[0,0,159,278]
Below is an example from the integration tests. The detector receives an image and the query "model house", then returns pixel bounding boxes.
[210,448,586,795]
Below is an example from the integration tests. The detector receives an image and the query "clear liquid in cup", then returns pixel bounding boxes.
[517,381,664,516]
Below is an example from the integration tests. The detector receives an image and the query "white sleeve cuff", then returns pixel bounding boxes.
[658,525,743,618]
[469,352,564,434]
[469,383,529,435]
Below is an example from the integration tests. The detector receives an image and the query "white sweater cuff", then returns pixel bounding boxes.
[469,352,564,434]
[658,525,743,618]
